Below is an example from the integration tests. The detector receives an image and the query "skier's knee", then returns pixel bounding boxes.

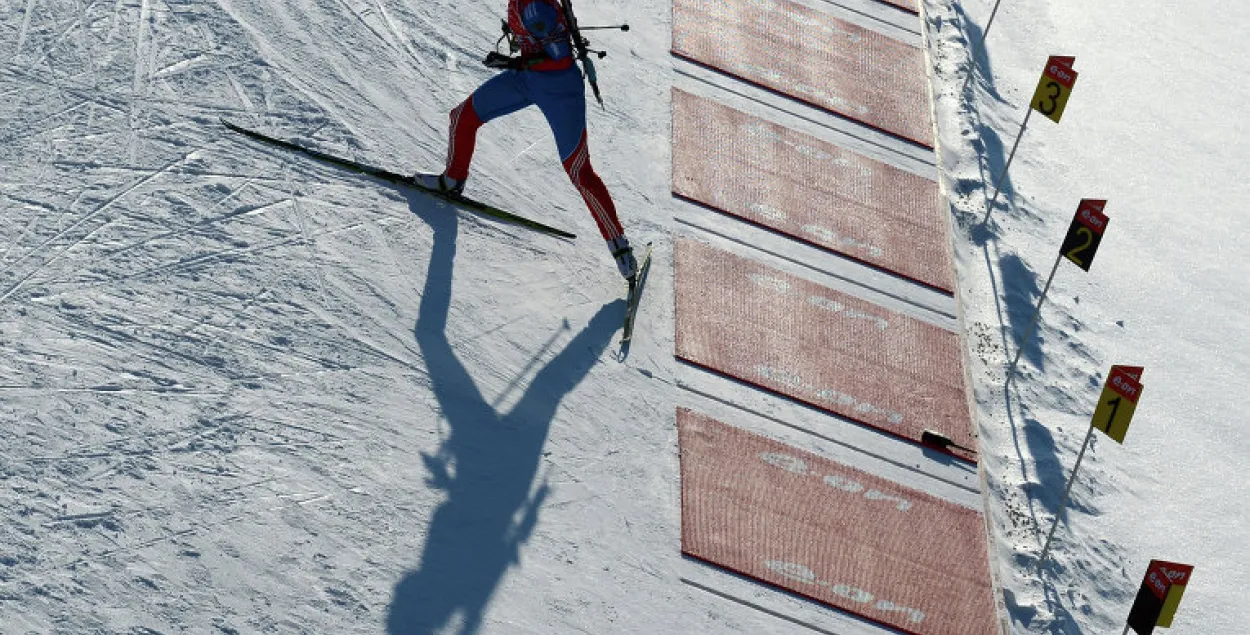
[449,98,482,132]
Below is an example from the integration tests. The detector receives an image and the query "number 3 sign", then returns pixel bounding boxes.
[1031,56,1078,123]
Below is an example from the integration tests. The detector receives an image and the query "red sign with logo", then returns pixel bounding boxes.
[1147,560,1194,598]
[1075,199,1109,235]
[1043,56,1078,88]
[1108,366,1144,404]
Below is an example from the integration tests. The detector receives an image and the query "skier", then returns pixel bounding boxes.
[413,0,638,281]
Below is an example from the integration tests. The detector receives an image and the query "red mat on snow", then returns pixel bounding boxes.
[674,239,975,459]
[672,0,934,148]
[678,409,998,635]
[672,90,953,293]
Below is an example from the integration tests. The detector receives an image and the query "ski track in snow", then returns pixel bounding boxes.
[12,0,960,633]
[3,0,1244,633]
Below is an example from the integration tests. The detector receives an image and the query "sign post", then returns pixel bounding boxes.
[1037,365,1144,569]
[1005,200,1108,383]
[959,0,1010,94]
[983,57,1079,225]
[1124,560,1194,634]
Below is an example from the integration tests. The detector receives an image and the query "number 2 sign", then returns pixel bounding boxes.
[1031,56,1078,123]
[1060,199,1109,271]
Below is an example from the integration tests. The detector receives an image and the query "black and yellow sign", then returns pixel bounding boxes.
[1031,56,1078,123]
[1060,199,1109,271]
[1127,560,1194,633]
[1090,365,1143,443]
[1157,561,1194,627]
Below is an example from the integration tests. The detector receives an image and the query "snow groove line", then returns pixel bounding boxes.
[333,0,405,58]
[51,161,289,181]
[0,100,94,147]
[171,286,273,338]
[114,217,371,282]
[0,150,197,304]
[75,288,393,377]
[12,0,36,62]
[281,163,330,305]
[18,412,338,467]
[100,192,293,262]
[0,207,46,267]
[126,0,155,162]
[26,217,368,297]
[24,6,97,72]
[490,319,570,409]
[0,153,195,270]
[0,385,222,397]
[305,303,427,374]
[53,517,241,571]
[371,0,427,67]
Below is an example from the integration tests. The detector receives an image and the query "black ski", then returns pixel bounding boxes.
[221,119,576,240]
[618,242,653,358]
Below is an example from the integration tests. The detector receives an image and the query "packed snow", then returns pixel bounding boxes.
[0,0,1242,633]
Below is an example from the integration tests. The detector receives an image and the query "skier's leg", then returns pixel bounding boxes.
[531,69,634,278]
[419,71,533,191]
[559,131,624,242]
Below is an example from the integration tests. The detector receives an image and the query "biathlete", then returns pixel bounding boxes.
[413,0,637,281]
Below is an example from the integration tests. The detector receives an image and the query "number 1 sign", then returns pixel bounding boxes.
[1037,365,1147,568]
[1092,365,1145,443]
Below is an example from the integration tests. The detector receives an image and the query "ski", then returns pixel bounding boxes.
[221,119,577,240]
[618,242,653,357]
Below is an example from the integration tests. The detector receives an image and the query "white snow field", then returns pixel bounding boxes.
[0,0,1241,633]
[929,0,1250,633]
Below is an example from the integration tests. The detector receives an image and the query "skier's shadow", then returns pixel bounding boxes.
[386,195,622,635]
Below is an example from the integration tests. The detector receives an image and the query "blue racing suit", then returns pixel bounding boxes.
[442,0,624,241]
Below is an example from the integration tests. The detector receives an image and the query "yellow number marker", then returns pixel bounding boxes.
[1031,56,1078,123]
[1091,365,1144,443]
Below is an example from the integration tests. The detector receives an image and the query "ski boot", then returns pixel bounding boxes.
[412,172,465,198]
[609,236,638,283]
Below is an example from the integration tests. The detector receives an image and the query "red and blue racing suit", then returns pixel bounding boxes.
[443,0,624,242]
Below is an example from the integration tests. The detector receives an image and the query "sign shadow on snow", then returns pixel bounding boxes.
[385,193,622,635]
[945,1,1054,234]
[998,252,1047,374]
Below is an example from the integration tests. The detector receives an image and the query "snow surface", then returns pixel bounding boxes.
[0,0,1241,633]
[929,0,1250,633]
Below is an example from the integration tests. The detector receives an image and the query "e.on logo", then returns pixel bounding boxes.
[1079,208,1108,232]
[1148,570,1171,597]
[1111,373,1141,401]
[1048,63,1075,85]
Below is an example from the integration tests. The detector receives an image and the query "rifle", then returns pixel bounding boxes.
[559,0,606,107]
[486,1,627,105]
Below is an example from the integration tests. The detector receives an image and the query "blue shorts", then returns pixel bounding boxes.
[469,67,587,162]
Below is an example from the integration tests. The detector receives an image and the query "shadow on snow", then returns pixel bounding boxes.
[385,193,622,634]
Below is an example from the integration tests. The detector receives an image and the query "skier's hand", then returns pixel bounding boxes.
[483,51,521,70]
